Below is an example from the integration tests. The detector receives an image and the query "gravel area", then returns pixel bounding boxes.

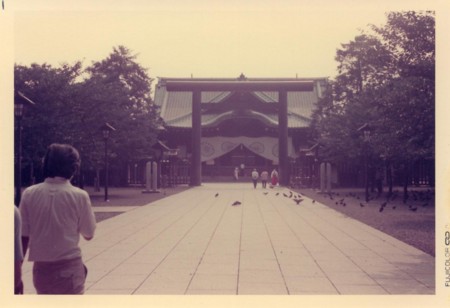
[297,187,435,256]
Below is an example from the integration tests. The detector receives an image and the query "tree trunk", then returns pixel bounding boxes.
[386,161,393,197]
[95,168,100,192]
[403,163,409,203]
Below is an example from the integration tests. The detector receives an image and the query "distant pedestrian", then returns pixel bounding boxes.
[260,170,269,188]
[234,167,239,181]
[20,143,96,294]
[240,163,245,177]
[251,169,259,189]
[271,168,279,186]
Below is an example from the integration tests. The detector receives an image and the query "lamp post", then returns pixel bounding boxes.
[101,123,116,202]
[14,91,35,206]
[357,123,371,202]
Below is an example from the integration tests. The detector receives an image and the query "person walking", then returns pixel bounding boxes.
[234,167,239,181]
[20,143,96,294]
[260,170,269,188]
[271,168,279,187]
[251,168,259,189]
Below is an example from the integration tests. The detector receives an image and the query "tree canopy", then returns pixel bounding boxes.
[311,11,435,170]
[15,46,162,182]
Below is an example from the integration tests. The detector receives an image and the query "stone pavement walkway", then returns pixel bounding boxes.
[21,183,435,295]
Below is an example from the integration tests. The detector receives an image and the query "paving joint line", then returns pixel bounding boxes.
[86,191,206,292]
[291,195,433,292]
[253,191,291,294]
[266,187,342,294]
[130,189,222,294]
[183,193,233,294]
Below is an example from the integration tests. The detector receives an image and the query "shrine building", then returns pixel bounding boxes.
[154,74,328,186]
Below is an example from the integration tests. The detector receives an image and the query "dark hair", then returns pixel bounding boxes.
[42,143,80,179]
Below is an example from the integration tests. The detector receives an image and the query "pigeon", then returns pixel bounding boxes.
[215,193,219,197]
[288,191,293,198]
[380,201,387,208]
[359,203,365,207]
[263,192,268,195]
[312,199,316,204]
[232,201,241,206]
[409,207,418,212]
[293,198,304,205]
[283,193,289,198]
[275,192,279,196]
[379,206,384,212]
[392,205,396,210]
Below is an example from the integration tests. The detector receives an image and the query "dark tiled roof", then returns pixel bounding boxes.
[155,77,327,129]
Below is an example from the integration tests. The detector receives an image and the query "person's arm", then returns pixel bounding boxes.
[79,192,96,241]
[14,207,24,294]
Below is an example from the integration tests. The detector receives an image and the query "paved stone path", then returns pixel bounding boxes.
[21,183,435,295]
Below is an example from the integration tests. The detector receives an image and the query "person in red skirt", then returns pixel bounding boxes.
[271,168,279,186]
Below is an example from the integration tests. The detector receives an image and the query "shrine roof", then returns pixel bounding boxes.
[154,77,327,129]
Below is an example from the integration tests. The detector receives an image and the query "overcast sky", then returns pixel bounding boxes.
[11,0,428,82]
[2,2,450,306]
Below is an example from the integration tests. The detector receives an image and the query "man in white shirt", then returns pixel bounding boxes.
[20,143,96,294]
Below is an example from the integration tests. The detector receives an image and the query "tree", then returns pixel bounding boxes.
[14,45,163,186]
[311,11,435,193]
[14,62,84,182]
[82,46,162,165]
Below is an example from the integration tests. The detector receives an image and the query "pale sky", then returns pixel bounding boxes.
[11,1,412,82]
[2,1,450,307]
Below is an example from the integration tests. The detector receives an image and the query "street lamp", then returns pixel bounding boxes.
[14,91,35,206]
[101,123,116,201]
[357,123,372,202]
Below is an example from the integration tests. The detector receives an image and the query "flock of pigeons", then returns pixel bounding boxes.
[321,189,433,213]
[215,189,313,207]
[215,188,432,213]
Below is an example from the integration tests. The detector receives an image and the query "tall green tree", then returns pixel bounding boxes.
[14,62,83,174]
[15,45,163,185]
[311,11,435,191]
[81,45,162,169]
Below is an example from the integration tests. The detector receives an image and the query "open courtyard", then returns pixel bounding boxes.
[20,183,435,295]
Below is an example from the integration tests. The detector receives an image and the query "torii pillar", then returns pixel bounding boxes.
[165,79,314,187]
[191,90,202,186]
[278,90,289,186]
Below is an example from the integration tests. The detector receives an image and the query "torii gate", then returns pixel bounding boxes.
[165,79,314,187]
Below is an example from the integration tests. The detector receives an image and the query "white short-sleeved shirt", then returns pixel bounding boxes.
[20,177,96,262]
[260,171,269,181]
